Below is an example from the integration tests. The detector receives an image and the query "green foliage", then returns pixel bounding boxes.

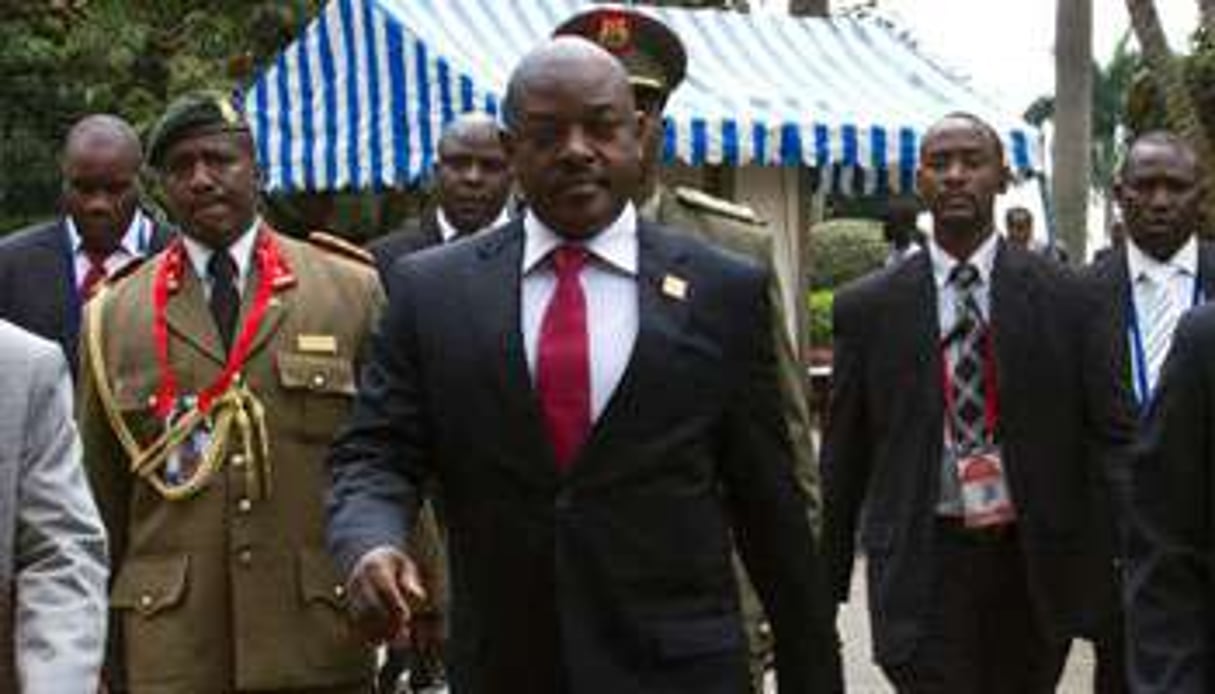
[0,0,325,232]
[807,289,834,346]
[1127,27,1215,145]
[806,217,887,291]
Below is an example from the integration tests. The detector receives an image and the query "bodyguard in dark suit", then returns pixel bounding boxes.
[822,113,1130,692]
[328,37,838,694]
[0,114,172,372]
[1120,132,1214,694]
[369,113,513,279]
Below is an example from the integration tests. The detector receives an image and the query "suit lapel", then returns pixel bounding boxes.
[242,233,293,361]
[991,243,1038,402]
[571,223,692,480]
[165,260,227,366]
[467,222,554,475]
[1198,240,1215,301]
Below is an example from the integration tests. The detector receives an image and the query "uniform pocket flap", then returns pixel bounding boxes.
[650,614,742,660]
[111,555,189,617]
[298,548,348,609]
[277,352,356,396]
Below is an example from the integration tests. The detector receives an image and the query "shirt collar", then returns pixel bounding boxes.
[1127,234,1198,284]
[66,209,151,257]
[522,203,638,277]
[181,217,262,289]
[436,205,511,243]
[928,230,999,290]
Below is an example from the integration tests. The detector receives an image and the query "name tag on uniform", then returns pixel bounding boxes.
[297,334,338,355]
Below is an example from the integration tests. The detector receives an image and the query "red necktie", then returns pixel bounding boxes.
[80,250,109,301]
[537,245,591,470]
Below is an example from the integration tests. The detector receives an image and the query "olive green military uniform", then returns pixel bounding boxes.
[642,184,822,691]
[79,228,382,693]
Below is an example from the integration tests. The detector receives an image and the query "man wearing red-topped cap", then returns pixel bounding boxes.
[78,90,384,693]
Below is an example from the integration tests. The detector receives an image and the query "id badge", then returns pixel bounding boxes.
[956,447,1016,528]
[162,395,212,486]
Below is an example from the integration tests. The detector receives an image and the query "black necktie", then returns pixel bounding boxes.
[208,250,240,351]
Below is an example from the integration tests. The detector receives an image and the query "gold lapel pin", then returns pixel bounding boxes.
[662,274,689,301]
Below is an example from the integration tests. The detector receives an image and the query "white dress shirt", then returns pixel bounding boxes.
[1126,235,1200,395]
[928,232,999,515]
[181,218,261,300]
[521,204,639,421]
[436,205,511,243]
[66,210,154,292]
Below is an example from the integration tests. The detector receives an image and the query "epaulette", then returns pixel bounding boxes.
[307,231,375,267]
[673,186,764,225]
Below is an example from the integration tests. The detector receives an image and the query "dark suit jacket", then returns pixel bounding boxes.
[0,217,172,372]
[1083,240,1215,517]
[1127,303,1215,693]
[822,241,1132,666]
[328,218,838,693]
[367,208,444,279]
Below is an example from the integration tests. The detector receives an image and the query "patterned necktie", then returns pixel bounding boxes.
[949,263,987,452]
[1139,271,1181,393]
[80,249,109,301]
[207,250,240,351]
[536,245,591,470]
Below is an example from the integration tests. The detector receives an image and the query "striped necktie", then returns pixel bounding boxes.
[1138,271,1181,394]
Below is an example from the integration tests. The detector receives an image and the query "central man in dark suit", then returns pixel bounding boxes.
[327,37,839,694]
[822,113,1130,692]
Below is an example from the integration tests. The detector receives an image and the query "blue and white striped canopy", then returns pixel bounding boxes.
[245,0,1040,195]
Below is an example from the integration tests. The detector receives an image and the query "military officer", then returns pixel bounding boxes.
[555,8,828,692]
[78,91,382,693]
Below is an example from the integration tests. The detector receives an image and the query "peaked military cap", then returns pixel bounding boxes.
[553,6,687,98]
[147,90,250,169]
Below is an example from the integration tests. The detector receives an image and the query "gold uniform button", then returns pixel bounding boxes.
[138,594,153,609]
[237,498,252,513]
[333,584,345,599]
[237,549,253,566]
[310,373,327,389]
[230,454,246,468]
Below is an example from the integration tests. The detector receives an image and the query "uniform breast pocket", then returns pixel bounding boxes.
[276,351,357,442]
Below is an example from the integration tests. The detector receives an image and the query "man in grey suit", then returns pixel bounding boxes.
[0,319,108,691]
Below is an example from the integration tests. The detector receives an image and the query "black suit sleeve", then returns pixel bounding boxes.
[716,266,842,693]
[1127,309,1214,694]
[820,286,873,603]
[327,260,433,575]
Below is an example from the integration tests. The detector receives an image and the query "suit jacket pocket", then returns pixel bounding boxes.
[110,555,193,684]
[648,613,744,661]
[277,352,357,443]
[296,548,370,671]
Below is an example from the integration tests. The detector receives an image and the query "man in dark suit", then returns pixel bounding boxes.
[0,114,172,372]
[368,113,513,278]
[1084,131,1210,693]
[822,112,1130,692]
[1119,131,1213,694]
[328,37,839,694]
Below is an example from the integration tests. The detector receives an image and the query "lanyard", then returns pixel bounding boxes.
[149,230,292,419]
[1127,274,1202,410]
[940,326,1000,443]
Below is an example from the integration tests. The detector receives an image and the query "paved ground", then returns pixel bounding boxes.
[833,558,1095,693]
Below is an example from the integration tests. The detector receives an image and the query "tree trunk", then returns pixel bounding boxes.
[789,0,829,17]
[1052,0,1092,262]
[1127,0,1215,227]
[1200,0,1215,31]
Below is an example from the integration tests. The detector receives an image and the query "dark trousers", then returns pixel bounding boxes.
[881,520,1068,694]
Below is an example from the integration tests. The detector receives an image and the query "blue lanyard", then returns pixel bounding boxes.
[1127,274,1203,411]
